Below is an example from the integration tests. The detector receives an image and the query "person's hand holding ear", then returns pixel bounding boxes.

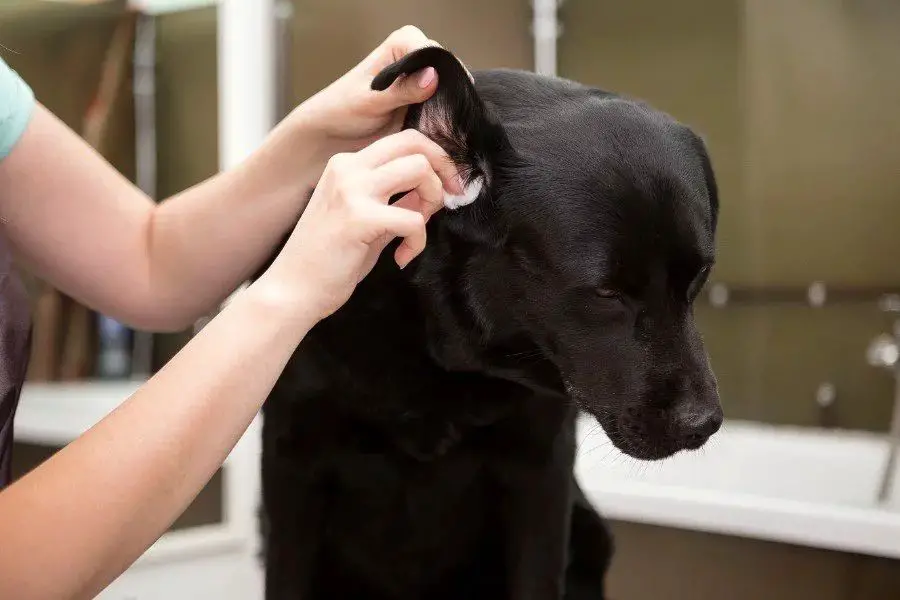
[233,25,472,325]
[255,129,462,323]
[287,26,472,160]
[298,26,436,142]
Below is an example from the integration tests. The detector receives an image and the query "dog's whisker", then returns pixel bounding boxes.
[580,439,614,459]
[600,444,619,464]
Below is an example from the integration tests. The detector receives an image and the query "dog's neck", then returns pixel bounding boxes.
[293,217,567,459]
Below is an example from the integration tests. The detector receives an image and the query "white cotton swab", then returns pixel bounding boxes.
[443,176,484,210]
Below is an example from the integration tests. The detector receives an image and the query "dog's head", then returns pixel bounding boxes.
[372,47,722,460]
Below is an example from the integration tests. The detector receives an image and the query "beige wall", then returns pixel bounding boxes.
[286,0,532,104]
[608,520,900,600]
[0,0,135,187]
[744,0,900,287]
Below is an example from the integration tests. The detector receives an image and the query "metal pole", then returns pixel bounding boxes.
[877,318,900,504]
[216,0,277,582]
[131,11,157,378]
[217,0,277,171]
[532,0,561,77]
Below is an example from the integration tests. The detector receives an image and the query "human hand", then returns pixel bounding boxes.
[291,25,471,154]
[258,129,462,322]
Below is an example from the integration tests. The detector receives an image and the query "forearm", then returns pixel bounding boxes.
[145,109,334,327]
[0,104,331,332]
[0,278,316,600]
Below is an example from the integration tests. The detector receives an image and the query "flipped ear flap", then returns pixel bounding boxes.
[371,46,511,211]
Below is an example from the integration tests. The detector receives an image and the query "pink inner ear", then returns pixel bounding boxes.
[419,103,456,145]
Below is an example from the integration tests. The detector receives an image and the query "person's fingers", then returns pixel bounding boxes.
[395,238,422,270]
[385,25,433,62]
[371,65,438,111]
[368,154,444,215]
[364,26,443,109]
[424,38,474,83]
[392,187,444,224]
[358,25,429,70]
[356,129,462,194]
[365,27,473,112]
[365,202,427,268]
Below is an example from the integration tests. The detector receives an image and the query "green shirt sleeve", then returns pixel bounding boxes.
[0,56,35,161]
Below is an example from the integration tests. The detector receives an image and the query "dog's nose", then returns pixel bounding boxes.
[673,404,723,448]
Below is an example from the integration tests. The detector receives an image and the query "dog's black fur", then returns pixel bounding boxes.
[259,46,721,600]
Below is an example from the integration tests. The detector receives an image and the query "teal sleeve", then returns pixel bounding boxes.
[0,56,35,161]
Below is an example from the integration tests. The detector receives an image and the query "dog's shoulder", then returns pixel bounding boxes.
[261,250,535,464]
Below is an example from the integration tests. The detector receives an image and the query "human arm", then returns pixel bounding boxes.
[0,26,456,332]
[0,127,455,600]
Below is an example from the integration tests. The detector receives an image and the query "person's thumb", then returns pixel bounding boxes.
[381,67,438,111]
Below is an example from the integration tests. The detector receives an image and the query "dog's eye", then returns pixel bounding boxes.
[688,265,712,300]
[595,289,635,311]
[595,289,622,300]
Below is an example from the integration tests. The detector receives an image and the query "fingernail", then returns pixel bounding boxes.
[396,247,410,269]
[416,67,436,89]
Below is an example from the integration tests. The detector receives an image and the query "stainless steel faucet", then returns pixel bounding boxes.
[866,317,900,504]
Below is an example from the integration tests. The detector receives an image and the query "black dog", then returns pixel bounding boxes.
[259,45,721,600]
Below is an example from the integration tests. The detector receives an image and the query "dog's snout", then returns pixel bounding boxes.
[672,403,723,448]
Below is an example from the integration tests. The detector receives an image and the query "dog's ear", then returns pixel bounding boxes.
[698,143,719,232]
[371,46,512,211]
[682,130,719,232]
